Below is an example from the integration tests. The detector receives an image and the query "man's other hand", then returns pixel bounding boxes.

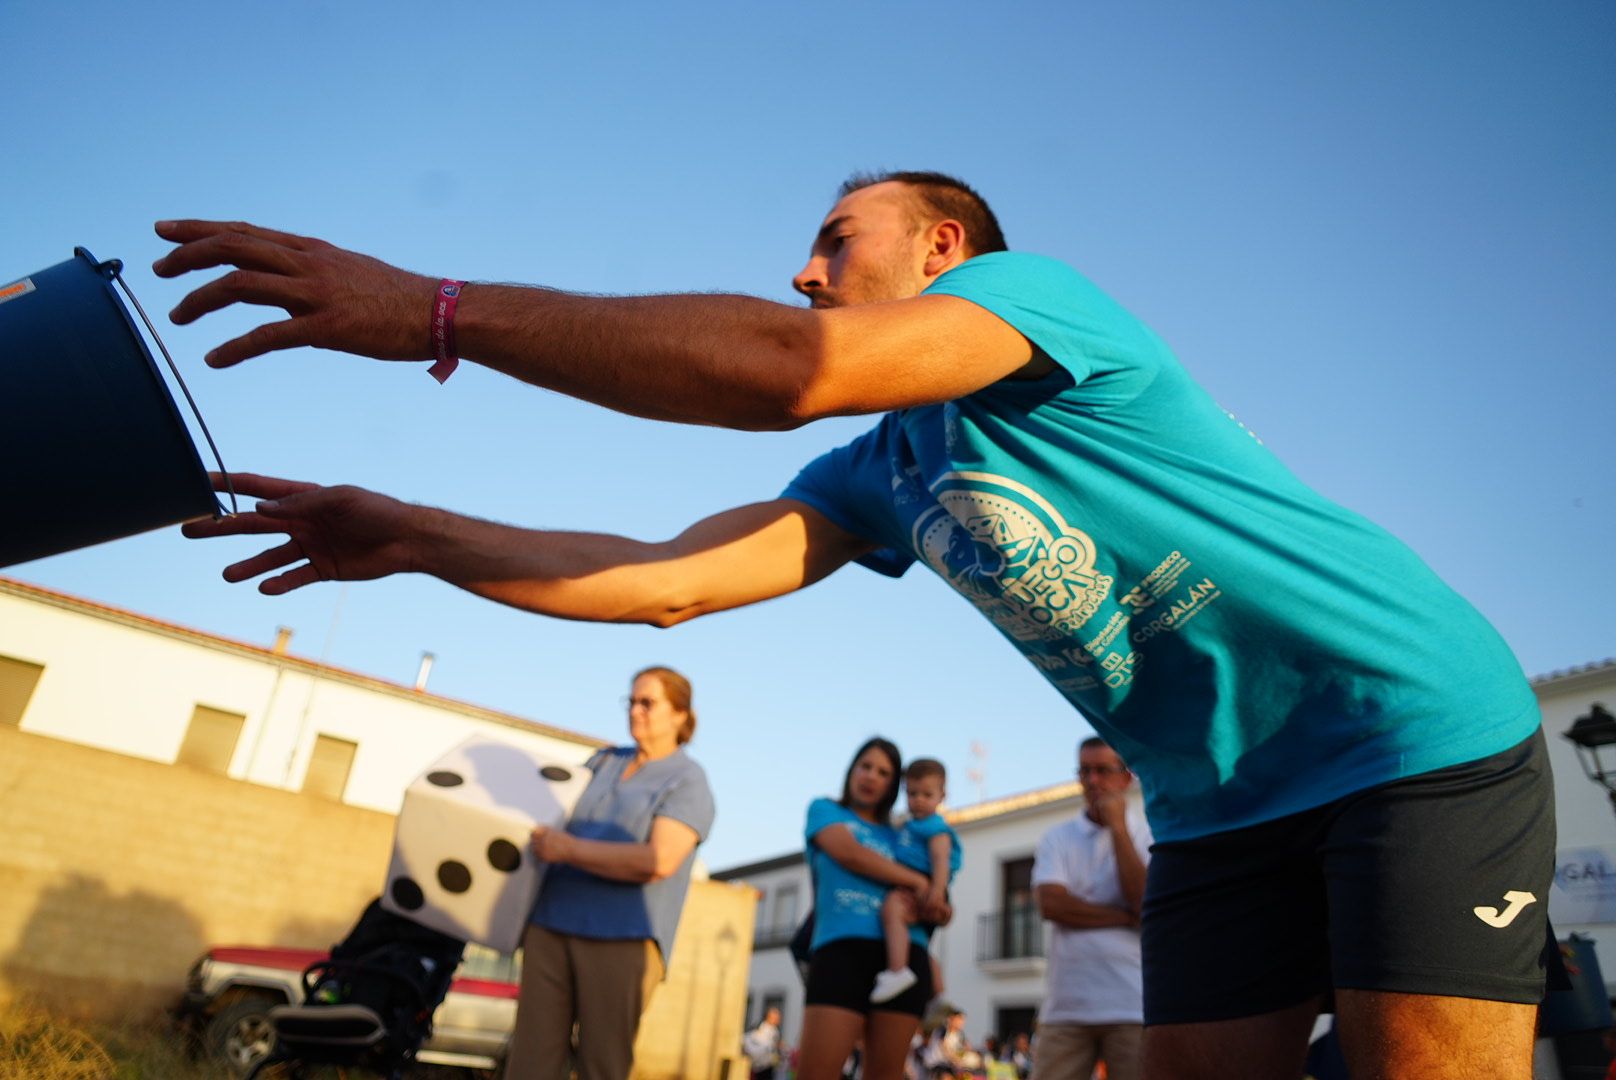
[181,472,423,594]
[1088,790,1129,830]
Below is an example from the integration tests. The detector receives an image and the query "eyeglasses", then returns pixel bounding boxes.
[1077,764,1126,778]
[621,696,661,711]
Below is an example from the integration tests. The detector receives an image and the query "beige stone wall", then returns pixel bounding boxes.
[0,724,394,1020]
[0,724,758,1079]
[634,878,757,1080]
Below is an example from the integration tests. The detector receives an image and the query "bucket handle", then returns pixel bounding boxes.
[80,249,239,518]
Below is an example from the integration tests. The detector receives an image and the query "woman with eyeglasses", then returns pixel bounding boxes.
[504,665,716,1080]
[796,737,953,1080]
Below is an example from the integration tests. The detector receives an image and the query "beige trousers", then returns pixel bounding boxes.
[503,923,664,1080]
[1029,1022,1143,1080]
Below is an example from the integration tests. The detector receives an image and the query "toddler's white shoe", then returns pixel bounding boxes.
[870,967,918,1003]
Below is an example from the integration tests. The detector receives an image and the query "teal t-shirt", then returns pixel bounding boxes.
[804,798,928,950]
[894,813,962,878]
[784,253,1539,842]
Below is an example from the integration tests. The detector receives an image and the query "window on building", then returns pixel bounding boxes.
[995,1005,1038,1047]
[0,654,45,728]
[761,989,787,1030]
[771,883,799,932]
[1001,855,1037,959]
[176,704,246,774]
[303,735,358,800]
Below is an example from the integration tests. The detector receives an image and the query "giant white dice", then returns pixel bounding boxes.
[380,736,594,952]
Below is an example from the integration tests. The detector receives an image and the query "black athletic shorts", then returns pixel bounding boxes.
[1141,729,1554,1025]
[805,938,933,1017]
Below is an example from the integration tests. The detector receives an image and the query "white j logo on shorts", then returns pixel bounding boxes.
[1473,890,1537,928]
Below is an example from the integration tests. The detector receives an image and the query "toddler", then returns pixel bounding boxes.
[871,758,961,1003]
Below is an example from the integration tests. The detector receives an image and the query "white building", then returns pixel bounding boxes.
[0,575,607,807]
[718,657,1616,1053]
[1536,659,1616,990]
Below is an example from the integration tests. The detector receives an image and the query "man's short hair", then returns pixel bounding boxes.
[906,757,947,784]
[1079,736,1110,753]
[838,170,1008,257]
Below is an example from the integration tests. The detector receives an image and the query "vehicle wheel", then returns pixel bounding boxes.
[204,994,281,1077]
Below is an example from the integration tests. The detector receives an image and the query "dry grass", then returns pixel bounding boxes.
[0,1002,488,1078]
[0,1000,483,1079]
[0,1000,221,1080]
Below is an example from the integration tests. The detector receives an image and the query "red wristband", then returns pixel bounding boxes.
[428,279,466,384]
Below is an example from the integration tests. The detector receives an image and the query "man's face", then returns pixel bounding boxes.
[792,182,933,309]
[905,773,944,818]
[1078,744,1132,807]
[765,1007,781,1026]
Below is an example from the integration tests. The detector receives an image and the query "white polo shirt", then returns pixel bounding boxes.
[1031,805,1153,1024]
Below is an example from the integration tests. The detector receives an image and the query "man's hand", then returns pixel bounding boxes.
[529,824,575,864]
[1087,790,1128,830]
[181,472,423,594]
[152,220,438,369]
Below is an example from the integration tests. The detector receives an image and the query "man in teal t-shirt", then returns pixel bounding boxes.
[166,171,1551,1078]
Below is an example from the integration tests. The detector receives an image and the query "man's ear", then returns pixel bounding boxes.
[922,219,968,278]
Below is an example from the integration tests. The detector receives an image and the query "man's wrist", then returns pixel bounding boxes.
[428,279,467,383]
[401,504,458,579]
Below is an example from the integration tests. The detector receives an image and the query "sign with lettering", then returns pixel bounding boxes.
[1551,846,1616,925]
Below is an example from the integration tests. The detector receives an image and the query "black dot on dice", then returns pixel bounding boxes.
[437,860,473,893]
[487,839,522,872]
[427,770,463,787]
[391,877,424,911]
[539,765,572,782]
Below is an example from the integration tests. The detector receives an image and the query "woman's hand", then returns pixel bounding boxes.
[920,891,953,926]
[530,824,575,864]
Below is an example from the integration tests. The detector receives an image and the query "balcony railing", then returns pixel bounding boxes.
[753,923,799,951]
[976,904,1045,963]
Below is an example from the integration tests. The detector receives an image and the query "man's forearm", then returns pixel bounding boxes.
[403,497,847,629]
[1111,824,1149,914]
[456,287,819,430]
[407,505,687,626]
[1038,891,1135,930]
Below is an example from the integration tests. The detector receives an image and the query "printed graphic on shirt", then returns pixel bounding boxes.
[913,471,1114,644]
[825,819,897,921]
[910,471,1223,698]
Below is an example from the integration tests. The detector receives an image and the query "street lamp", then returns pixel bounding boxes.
[1563,703,1616,818]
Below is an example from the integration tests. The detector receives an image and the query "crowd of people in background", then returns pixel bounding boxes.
[740,734,1145,1080]
[745,1003,1040,1080]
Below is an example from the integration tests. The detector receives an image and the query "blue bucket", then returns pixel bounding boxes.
[0,248,222,568]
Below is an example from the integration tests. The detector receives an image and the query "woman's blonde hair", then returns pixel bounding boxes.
[634,665,696,745]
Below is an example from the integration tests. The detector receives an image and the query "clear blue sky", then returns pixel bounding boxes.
[6,2,1613,870]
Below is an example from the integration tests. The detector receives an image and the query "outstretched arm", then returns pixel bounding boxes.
[151,221,1036,429]
[182,473,875,627]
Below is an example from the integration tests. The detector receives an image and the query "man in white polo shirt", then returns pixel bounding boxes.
[1031,737,1152,1080]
